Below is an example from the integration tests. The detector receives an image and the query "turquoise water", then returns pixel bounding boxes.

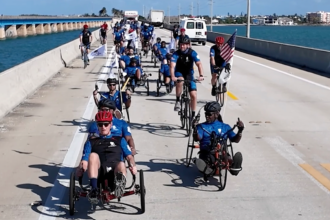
[208,25,330,51]
[0,28,98,73]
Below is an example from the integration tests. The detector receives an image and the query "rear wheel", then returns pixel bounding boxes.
[139,170,146,213]
[186,132,195,167]
[83,52,88,69]
[69,171,75,216]
[156,79,160,97]
[218,147,228,191]
[146,79,150,96]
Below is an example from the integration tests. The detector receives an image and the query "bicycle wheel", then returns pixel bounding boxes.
[215,78,225,107]
[126,107,130,123]
[184,97,191,136]
[186,131,195,167]
[69,171,76,216]
[180,96,185,129]
[218,146,228,191]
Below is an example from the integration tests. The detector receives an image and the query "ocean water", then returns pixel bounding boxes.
[0,28,98,73]
[208,25,330,51]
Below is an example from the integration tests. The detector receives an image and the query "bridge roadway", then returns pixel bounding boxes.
[0,28,330,220]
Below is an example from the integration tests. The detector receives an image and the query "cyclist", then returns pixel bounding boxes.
[171,25,179,40]
[119,47,141,70]
[77,111,137,202]
[88,98,136,155]
[210,36,231,95]
[93,78,131,112]
[152,37,162,56]
[160,53,174,93]
[79,24,92,61]
[170,36,204,120]
[141,25,152,55]
[124,57,142,85]
[113,26,125,49]
[193,101,244,176]
[99,25,107,45]
[175,28,189,48]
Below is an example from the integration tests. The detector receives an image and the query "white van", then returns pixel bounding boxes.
[179,17,207,45]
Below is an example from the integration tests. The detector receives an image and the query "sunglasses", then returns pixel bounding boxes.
[108,83,116,86]
[97,122,111,127]
[205,112,213,116]
[99,108,110,112]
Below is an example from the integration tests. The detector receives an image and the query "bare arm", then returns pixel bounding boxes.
[195,61,204,77]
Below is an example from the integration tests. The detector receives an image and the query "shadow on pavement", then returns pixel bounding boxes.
[137,158,222,192]
[129,122,187,138]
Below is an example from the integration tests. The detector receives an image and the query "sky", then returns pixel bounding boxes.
[1,0,330,17]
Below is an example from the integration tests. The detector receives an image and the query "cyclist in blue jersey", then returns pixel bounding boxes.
[76,111,137,202]
[157,41,169,61]
[119,47,141,69]
[159,53,174,93]
[193,101,244,176]
[170,36,204,119]
[93,78,131,113]
[142,26,152,54]
[124,58,142,85]
[113,27,125,47]
[87,98,136,155]
[152,37,162,56]
[79,24,92,61]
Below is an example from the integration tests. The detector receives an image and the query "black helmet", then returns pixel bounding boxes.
[98,99,116,110]
[130,57,137,63]
[204,101,221,112]
[179,36,190,44]
[157,37,161,42]
[106,78,117,84]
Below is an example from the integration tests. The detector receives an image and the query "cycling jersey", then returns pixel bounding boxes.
[153,42,161,50]
[171,48,200,75]
[82,135,131,162]
[157,47,168,61]
[119,46,126,55]
[120,55,131,66]
[210,45,226,68]
[88,117,131,137]
[99,91,128,111]
[100,29,107,36]
[80,30,92,45]
[114,30,125,41]
[142,31,152,41]
[196,120,236,150]
[125,66,138,77]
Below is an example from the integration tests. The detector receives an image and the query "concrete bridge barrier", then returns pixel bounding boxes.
[0,29,100,119]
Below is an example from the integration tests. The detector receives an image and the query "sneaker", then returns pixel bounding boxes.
[174,101,180,111]
[211,86,216,96]
[230,152,243,176]
[195,158,213,175]
[87,188,99,204]
[114,172,126,198]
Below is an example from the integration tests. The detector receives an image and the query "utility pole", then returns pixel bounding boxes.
[197,1,199,17]
[209,0,213,31]
[178,4,181,20]
[247,0,250,38]
[190,2,193,16]
[168,6,171,24]
[143,5,144,18]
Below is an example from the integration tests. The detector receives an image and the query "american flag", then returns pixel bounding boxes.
[220,30,237,63]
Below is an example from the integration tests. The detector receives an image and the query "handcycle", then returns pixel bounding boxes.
[94,84,130,122]
[69,168,146,215]
[121,72,151,96]
[142,40,151,58]
[176,79,200,136]
[79,44,89,69]
[213,66,231,107]
[186,107,242,191]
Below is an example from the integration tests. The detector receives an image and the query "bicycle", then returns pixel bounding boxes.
[176,79,199,136]
[214,66,231,107]
[79,44,89,69]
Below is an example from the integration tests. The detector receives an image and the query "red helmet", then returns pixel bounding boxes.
[215,36,224,44]
[95,111,113,122]
[129,28,134,33]
[180,28,185,32]
[83,24,88,29]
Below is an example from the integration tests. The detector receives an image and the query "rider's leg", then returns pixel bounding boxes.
[114,161,127,197]
[135,68,141,82]
[174,73,184,111]
[87,153,101,189]
[189,79,197,118]
[120,60,126,69]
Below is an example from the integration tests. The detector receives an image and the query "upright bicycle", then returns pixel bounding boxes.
[80,44,89,69]
[214,67,231,107]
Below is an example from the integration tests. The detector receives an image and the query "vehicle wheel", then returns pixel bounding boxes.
[215,79,225,107]
[186,132,195,167]
[69,171,75,216]
[139,170,146,214]
[218,148,228,191]
[146,79,150,96]
[156,79,160,97]
[83,53,88,69]
[202,42,206,46]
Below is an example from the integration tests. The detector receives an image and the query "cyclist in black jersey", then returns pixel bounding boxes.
[80,24,93,60]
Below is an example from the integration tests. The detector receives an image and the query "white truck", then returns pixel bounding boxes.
[147,10,164,27]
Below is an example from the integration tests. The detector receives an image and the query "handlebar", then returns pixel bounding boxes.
[176,79,201,83]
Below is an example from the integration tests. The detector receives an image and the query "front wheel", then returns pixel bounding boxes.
[69,171,76,216]
[139,170,146,213]
[215,78,225,107]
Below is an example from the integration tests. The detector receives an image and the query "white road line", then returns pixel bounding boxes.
[38,46,115,220]
[263,136,330,195]
[204,44,330,91]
